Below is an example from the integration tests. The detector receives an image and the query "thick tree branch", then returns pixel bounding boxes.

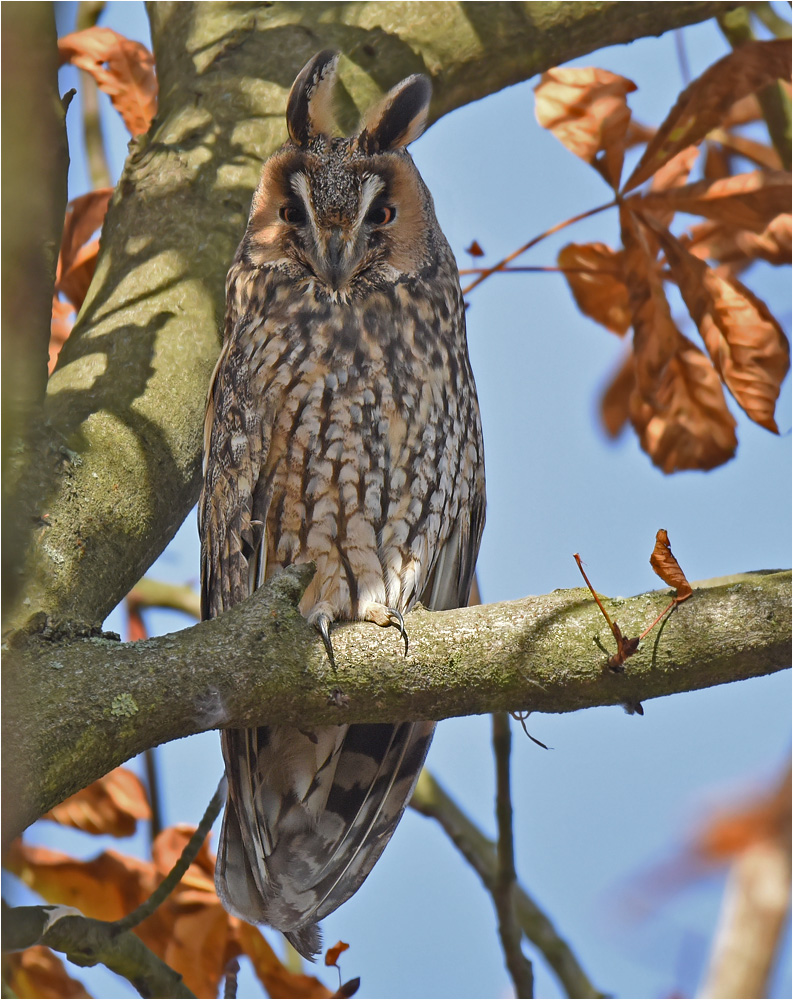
[5,1,740,634]
[3,568,789,846]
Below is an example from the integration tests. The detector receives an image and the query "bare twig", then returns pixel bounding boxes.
[492,712,535,997]
[114,778,224,933]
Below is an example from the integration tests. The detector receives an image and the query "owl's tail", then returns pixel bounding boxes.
[215,720,435,958]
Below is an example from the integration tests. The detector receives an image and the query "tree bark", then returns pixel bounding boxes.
[3,567,789,847]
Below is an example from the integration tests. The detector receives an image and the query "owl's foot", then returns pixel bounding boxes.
[363,603,409,657]
[312,610,337,670]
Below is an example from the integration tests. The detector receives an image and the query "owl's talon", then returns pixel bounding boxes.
[315,612,337,670]
[385,608,409,657]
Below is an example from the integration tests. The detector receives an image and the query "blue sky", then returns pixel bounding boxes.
[22,4,792,998]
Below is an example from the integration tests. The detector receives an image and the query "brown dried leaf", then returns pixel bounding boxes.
[600,351,635,438]
[50,298,75,374]
[56,190,112,292]
[58,27,157,136]
[633,171,792,234]
[619,206,678,403]
[7,840,151,921]
[43,767,150,836]
[3,947,92,999]
[558,242,631,335]
[708,130,783,171]
[624,40,792,191]
[535,67,637,188]
[325,941,350,968]
[236,922,335,999]
[696,763,791,862]
[465,240,485,257]
[684,215,792,269]
[649,529,693,601]
[645,217,791,433]
[629,332,738,473]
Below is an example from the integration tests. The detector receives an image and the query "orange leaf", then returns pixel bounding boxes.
[633,170,791,235]
[600,351,635,438]
[465,240,485,257]
[649,529,693,601]
[684,215,792,269]
[619,206,678,404]
[325,940,350,968]
[644,217,791,433]
[696,762,791,862]
[624,40,792,191]
[7,840,151,920]
[58,27,157,136]
[558,242,631,335]
[50,298,75,373]
[534,67,636,189]
[43,766,150,837]
[3,946,92,999]
[629,332,738,473]
[235,922,335,999]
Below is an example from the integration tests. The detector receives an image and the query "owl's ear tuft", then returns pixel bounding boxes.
[287,50,340,146]
[357,74,431,154]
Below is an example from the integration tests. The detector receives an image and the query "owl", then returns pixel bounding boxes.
[200,50,486,958]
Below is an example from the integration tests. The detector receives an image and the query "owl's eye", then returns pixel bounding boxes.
[280,203,306,225]
[366,203,396,226]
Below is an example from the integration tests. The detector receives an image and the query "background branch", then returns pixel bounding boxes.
[411,769,607,999]
[3,567,789,846]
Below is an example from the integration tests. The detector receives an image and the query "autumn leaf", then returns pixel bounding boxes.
[684,215,792,269]
[58,27,157,136]
[558,242,631,335]
[325,940,350,968]
[644,216,791,433]
[3,946,92,1000]
[43,766,150,837]
[624,40,792,191]
[629,333,738,473]
[619,206,678,404]
[600,351,635,438]
[634,171,792,235]
[465,240,485,257]
[50,189,113,372]
[235,921,336,999]
[535,67,636,189]
[649,529,693,601]
[696,762,792,863]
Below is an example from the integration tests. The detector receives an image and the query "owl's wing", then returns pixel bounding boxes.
[199,335,267,620]
[419,489,486,612]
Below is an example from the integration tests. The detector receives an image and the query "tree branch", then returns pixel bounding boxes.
[3,568,789,846]
[5,1,741,635]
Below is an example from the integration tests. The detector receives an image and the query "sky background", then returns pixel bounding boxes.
[12,4,791,999]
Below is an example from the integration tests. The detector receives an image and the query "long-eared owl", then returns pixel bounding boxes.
[200,50,486,957]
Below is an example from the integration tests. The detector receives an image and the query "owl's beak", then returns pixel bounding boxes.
[319,228,355,290]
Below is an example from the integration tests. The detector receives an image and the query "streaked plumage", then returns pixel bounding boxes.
[200,50,485,958]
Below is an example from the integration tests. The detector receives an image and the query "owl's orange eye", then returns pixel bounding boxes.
[280,203,306,225]
[366,204,396,226]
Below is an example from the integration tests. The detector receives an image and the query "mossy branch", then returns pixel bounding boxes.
[3,567,789,846]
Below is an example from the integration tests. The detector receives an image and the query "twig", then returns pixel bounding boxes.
[144,747,164,844]
[114,778,225,933]
[492,712,535,997]
[76,2,112,190]
[461,200,617,295]
[411,770,607,999]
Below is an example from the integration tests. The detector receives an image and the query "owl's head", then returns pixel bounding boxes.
[242,51,444,299]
